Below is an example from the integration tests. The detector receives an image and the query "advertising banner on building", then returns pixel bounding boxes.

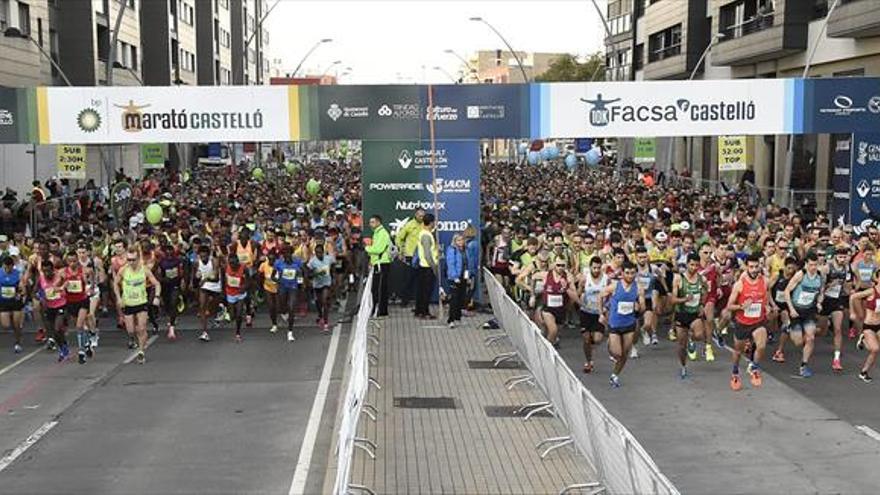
[56,144,87,179]
[718,135,749,172]
[534,79,795,138]
[634,138,655,164]
[362,140,480,284]
[40,86,292,144]
[832,135,852,225]
[141,143,167,170]
[849,133,880,231]
[803,78,880,134]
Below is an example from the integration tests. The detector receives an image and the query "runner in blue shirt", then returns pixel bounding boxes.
[273,246,305,342]
[308,244,334,333]
[0,256,24,353]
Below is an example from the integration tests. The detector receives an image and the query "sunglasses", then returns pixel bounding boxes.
[126,257,137,262]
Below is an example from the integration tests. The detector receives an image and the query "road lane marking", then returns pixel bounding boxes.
[122,335,158,364]
[0,348,43,378]
[288,323,342,495]
[856,425,880,443]
[0,420,58,473]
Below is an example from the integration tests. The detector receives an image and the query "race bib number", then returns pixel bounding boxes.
[637,277,650,291]
[165,267,179,279]
[583,292,600,313]
[535,280,545,293]
[1,286,15,298]
[797,291,815,306]
[825,284,841,299]
[859,268,873,283]
[775,291,787,304]
[227,275,241,288]
[282,269,297,280]
[66,280,83,293]
[744,303,762,319]
[547,294,564,308]
[617,301,634,315]
[238,253,251,264]
[297,276,304,285]
[686,293,700,307]
[45,287,60,301]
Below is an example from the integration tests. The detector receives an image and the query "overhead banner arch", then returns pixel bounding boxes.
[0,77,876,144]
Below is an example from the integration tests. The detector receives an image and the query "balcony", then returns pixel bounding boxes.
[712,9,807,66]
[643,45,688,79]
[828,0,880,39]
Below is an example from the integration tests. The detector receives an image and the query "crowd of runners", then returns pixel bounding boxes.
[2,156,879,392]
[482,161,880,390]
[0,161,366,365]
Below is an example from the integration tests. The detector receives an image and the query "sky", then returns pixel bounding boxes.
[265,0,607,84]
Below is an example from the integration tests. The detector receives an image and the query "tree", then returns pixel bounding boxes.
[534,53,606,82]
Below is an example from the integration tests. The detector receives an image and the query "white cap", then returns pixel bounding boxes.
[655,231,668,242]
[648,208,658,220]
[8,245,19,257]
[680,221,691,231]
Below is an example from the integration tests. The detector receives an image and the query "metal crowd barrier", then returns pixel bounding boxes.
[484,269,679,495]
[333,272,379,495]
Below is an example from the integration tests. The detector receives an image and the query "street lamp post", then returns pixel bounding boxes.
[588,0,617,81]
[291,38,333,77]
[432,66,458,84]
[444,49,477,80]
[321,60,342,78]
[782,0,841,205]
[469,17,529,83]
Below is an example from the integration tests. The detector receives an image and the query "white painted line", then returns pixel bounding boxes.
[122,335,158,364]
[0,348,42,378]
[856,425,880,443]
[0,420,58,472]
[288,323,342,495]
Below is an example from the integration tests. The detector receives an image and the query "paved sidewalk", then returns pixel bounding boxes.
[344,308,594,495]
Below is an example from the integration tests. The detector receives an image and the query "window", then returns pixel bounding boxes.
[0,0,8,30]
[648,24,681,62]
[219,0,228,9]
[49,28,59,77]
[719,0,774,40]
[633,43,644,71]
[18,1,30,36]
[36,17,42,46]
[127,0,135,8]
[833,68,865,77]
[812,0,828,20]
[130,45,138,70]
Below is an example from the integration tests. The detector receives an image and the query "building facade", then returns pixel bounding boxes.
[0,0,272,195]
[467,50,566,84]
[606,0,880,205]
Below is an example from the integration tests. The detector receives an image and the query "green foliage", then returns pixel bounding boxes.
[534,53,606,82]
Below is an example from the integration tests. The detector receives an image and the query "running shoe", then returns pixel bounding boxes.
[832,358,843,373]
[849,327,858,339]
[650,334,659,346]
[642,332,651,346]
[629,346,639,359]
[46,337,57,351]
[78,350,86,365]
[270,325,278,334]
[199,331,211,342]
[687,340,697,361]
[668,328,677,341]
[246,314,253,327]
[151,322,159,336]
[89,331,99,349]
[730,374,742,391]
[482,319,499,330]
[13,344,22,354]
[127,337,136,350]
[85,345,93,358]
[136,351,145,364]
[287,331,296,342]
[58,344,69,362]
[713,330,726,349]
[859,371,873,383]
[234,333,242,343]
[705,345,716,362]
[583,361,594,374]
[772,349,785,363]
[799,365,814,378]
[610,374,621,388]
[35,328,46,343]
[750,369,763,387]
[167,325,177,341]
[857,333,866,351]
[322,321,330,332]
[680,367,689,380]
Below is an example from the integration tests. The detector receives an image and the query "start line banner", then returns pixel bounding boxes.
[0,77,875,144]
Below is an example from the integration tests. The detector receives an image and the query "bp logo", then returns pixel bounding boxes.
[77,108,101,133]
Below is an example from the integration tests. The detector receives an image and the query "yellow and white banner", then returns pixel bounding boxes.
[57,144,86,179]
[718,135,749,172]
[38,86,292,144]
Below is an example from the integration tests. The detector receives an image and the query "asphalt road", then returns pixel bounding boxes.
[0,310,348,495]
[552,319,880,494]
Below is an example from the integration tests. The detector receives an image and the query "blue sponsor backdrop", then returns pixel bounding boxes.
[803,78,880,134]
[849,133,880,230]
[422,85,530,139]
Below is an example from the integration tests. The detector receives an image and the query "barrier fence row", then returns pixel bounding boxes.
[333,272,377,495]
[484,268,678,495]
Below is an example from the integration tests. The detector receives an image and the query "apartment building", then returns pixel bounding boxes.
[195,0,234,85]
[230,0,269,85]
[606,0,880,202]
[468,49,566,84]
